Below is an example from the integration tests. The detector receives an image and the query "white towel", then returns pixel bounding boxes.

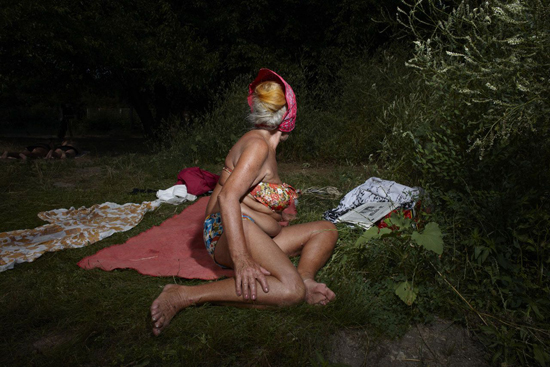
[156,185,197,205]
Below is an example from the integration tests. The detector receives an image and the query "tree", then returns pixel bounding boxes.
[1,0,219,136]
[1,0,401,137]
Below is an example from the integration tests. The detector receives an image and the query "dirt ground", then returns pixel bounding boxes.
[329,318,488,367]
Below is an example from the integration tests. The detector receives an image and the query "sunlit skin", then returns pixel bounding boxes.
[150,127,338,336]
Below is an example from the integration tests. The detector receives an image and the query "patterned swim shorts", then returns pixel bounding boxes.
[203,212,255,266]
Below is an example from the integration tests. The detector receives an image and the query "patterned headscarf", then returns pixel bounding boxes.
[248,68,297,132]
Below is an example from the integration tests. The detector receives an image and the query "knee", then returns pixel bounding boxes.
[315,221,338,244]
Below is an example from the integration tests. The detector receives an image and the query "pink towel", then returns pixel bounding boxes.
[78,197,234,280]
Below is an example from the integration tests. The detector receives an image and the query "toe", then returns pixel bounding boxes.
[155,315,166,328]
[151,309,161,322]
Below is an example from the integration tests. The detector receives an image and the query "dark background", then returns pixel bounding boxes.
[0,0,403,138]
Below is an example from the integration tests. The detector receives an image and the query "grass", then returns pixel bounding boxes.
[0,142,417,366]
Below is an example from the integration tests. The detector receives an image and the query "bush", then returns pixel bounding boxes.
[376,1,550,364]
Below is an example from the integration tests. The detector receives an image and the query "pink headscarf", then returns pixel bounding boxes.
[248,68,297,132]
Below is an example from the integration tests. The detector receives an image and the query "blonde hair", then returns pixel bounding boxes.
[249,81,287,130]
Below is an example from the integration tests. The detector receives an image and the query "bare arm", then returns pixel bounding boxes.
[217,138,271,300]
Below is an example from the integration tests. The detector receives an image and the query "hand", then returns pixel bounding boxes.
[234,256,271,301]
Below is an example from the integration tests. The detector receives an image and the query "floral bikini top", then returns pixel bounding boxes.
[223,167,298,212]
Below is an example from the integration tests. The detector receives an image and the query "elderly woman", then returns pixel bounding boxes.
[150,69,338,336]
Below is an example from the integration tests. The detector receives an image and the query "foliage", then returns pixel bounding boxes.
[373,0,550,365]
[332,212,443,308]
[401,0,550,158]
[0,0,401,137]
[1,0,220,136]
[157,76,251,165]
[164,43,421,165]
[152,3,550,360]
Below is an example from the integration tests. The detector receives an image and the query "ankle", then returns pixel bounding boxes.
[301,275,316,283]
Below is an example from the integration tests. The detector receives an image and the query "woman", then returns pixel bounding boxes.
[150,69,338,336]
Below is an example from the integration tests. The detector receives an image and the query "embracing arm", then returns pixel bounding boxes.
[217,138,271,300]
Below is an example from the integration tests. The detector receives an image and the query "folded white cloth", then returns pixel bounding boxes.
[156,185,197,205]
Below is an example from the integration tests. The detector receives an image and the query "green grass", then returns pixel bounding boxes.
[0,150,415,366]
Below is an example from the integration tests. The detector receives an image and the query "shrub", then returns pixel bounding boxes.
[378,1,550,364]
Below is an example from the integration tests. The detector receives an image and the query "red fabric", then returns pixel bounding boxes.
[77,197,234,280]
[176,167,219,196]
[279,199,298,227]
[248,68,297,133]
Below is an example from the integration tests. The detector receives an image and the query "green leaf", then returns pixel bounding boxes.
[528,300,544,320]
[355,226,381,245]
[474,246,482,259]
[386,213,412,230]
[411,222,443,255]
[395,281,418,306]
[378,227,392,237]
[533,344,550,366]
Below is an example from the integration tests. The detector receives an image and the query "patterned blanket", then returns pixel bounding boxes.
[0,200,161,272]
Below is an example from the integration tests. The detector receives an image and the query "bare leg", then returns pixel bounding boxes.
[151,220,306,336]
[272,221,338,305]
[29,147,49,159]
[2,151,24,159]
[16,148,47,160]
[46,149,56,159]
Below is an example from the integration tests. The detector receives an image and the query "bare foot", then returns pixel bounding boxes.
[1,151,7,159]
[150,284,194,336]
[303,279,336,305]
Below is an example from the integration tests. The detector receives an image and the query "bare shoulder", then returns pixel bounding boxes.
[242,131,269,151]
[221,132,269,184]
[229,131,269,161]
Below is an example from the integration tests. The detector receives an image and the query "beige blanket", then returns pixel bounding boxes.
[0,200,161,272]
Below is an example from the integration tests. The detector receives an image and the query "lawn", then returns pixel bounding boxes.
[1,140,422,366]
